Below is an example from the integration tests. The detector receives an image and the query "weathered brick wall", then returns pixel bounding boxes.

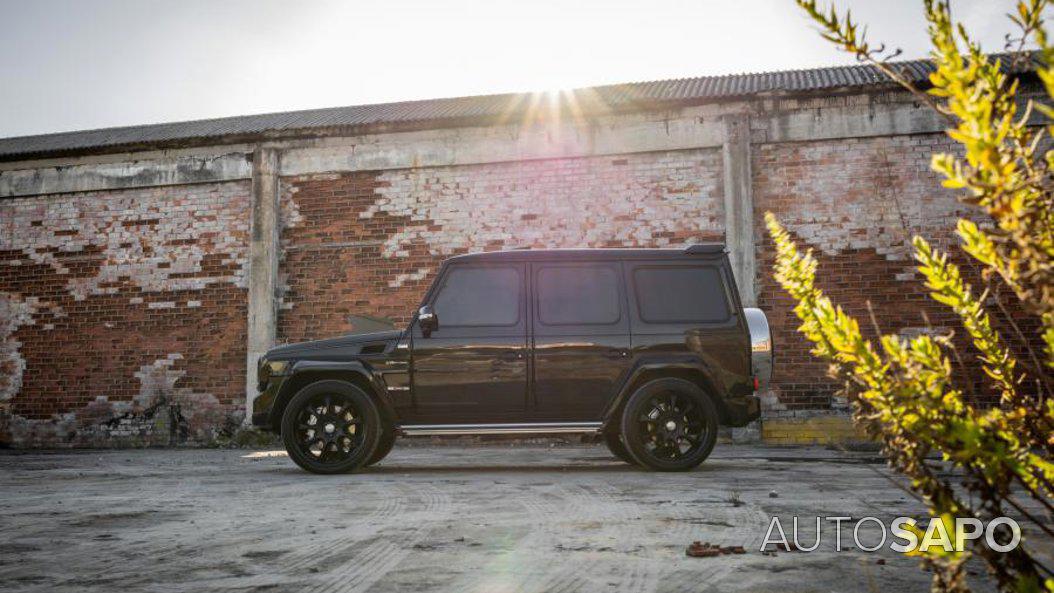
[3,105,1046,447]
[278,149,725,342]
[0,181,250,446]
[752,133,1025,414]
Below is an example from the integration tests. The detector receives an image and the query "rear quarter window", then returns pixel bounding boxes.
[632,266,730,323]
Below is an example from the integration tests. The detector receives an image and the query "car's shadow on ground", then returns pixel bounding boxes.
[263,458,722,476]
[361,463,642,474]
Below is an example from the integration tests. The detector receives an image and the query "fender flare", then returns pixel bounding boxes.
[601,358,726,429]
[270,360,396,427]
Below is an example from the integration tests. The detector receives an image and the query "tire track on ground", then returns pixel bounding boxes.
[269,482,410,575]
[584,481,660,593]
[443,481,571,593]
[648,487,770,593]
[301,481,452,593]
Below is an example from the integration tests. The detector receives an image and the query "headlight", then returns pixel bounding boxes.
[257,360,290,390]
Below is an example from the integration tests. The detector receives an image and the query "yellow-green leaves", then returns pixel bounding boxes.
[914,236,1019,401]
[768,210,1052,592]
[791,2,1054,589]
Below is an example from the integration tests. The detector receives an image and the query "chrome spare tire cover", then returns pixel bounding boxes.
[743,307,772,389]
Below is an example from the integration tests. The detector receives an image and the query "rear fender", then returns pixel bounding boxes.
[602,358,726,429]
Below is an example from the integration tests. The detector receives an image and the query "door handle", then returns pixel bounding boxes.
[499,351,524,362]
[603,349,629,359]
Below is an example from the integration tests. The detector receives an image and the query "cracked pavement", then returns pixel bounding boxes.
[0,443,1041,592]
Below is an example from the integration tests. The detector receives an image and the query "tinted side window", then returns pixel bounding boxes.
[536,265,620,326]
[433,266,521,327]
[633,266,730,323]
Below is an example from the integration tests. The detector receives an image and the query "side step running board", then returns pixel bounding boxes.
[399,422,603,436]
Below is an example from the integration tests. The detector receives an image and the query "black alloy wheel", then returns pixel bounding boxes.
[620,378,718,471]
[281,380,381,474]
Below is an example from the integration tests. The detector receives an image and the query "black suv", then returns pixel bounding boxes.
[252,245,771,474]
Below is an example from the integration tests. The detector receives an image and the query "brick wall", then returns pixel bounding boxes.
[752,133,1035,413]
[0,181,250,446]
[278,149,725,342]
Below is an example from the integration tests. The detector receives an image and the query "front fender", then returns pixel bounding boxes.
[264,359,396,430]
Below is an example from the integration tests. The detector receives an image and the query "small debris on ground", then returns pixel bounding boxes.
[686,541,747,557]
[876,559,886,565]
[726,491,744,507]
[769,490,779,498]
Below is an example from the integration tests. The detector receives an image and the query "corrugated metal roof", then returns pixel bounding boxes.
[0,54,1037,161]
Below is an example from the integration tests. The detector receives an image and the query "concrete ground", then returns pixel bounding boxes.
[0,443,1044,593]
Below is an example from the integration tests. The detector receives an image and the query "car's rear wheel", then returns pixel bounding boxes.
[366,424,397,466]
[603,429,636,464]
[281,380,381,474]
[620,378,718,471]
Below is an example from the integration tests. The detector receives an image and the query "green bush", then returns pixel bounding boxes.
[768,1,1054,591]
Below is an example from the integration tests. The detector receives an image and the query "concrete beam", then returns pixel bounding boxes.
[279,99,952,177]
[0,152,251,198]
[0,96,963,197]
[279,110,729,176]
[245,147,280,422]
[757,100,946,144]
[722,114,756,306]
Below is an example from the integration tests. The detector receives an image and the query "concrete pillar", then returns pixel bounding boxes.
[722,114,756,306]
[245,146,280,423]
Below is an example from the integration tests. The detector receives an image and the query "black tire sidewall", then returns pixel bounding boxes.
[603,429,636,464]
[366,425,397,466]
[281,380,382,475]
[620,378,718,471]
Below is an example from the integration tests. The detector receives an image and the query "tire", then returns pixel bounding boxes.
[366,424,397,466]
[620,378,719,472]
[603,429,636,464]
[281,380,382,475]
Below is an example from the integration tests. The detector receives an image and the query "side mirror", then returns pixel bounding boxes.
[418,305,438,337]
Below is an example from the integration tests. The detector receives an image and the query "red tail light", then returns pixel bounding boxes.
[753,376,760,391]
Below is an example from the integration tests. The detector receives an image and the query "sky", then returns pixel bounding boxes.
[0,0,1032,138]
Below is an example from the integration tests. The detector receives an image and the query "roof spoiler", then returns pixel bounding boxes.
[684,244,727,255]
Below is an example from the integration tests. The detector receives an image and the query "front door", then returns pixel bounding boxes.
[409,263,528,423]
[531,262,632,420]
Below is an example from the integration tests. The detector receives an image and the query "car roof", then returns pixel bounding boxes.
[445,244,727,263]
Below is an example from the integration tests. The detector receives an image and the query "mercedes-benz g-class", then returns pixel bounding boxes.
[252,245,771,474]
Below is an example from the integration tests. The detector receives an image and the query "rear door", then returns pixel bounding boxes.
[531,261,632,420]
[409,263,528,423]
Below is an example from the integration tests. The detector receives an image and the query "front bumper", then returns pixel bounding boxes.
[250,375,289,431]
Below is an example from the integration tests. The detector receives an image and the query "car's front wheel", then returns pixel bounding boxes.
[366,424,397,466]
[620,378,718,471]
[281,380,381,474]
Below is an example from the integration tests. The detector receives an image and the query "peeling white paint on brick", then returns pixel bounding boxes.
[755,136,969,263]
[3,353,231,447]
[363,150,725,286]
[1,182,252,300]
[0,293,32,402]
